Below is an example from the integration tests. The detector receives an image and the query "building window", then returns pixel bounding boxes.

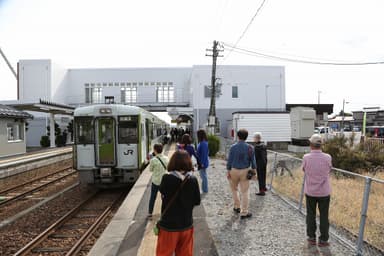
[204,85,221,98]
[121,87,137,103]
[105,96,115,104]
[232,86,238,98]
[7,122,24,141]
[85,87,102,103]
[157,86,175,103]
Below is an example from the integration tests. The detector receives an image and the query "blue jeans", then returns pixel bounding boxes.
[199,168,208,193]
[148,183,160,214]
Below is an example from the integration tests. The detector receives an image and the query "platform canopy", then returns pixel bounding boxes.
[10,99,75,115]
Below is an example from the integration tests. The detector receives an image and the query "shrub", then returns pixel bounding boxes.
[40,136,50,147]
[322,136,384,174]
[208,134,220,157]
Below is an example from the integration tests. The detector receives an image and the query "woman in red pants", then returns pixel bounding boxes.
[156,150,201,256]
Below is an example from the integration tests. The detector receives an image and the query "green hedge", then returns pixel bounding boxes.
[208,134,220,157]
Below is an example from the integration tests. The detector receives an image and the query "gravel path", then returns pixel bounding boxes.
[201,158,355,256]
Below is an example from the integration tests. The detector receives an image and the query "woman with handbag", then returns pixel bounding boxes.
[156,150,201,256]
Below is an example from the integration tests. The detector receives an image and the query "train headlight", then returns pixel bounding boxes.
[100,108,112,114]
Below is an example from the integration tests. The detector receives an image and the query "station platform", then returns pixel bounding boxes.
[89,150,356,256]
[0,146,72,179]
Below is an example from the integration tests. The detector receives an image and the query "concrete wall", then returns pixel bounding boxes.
[0,118,26,157]
[18,60,51,102]
[26,116,47,147]
[191,65,285,111]
[51,62,68,103]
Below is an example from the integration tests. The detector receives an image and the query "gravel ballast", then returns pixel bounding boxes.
[201,158,355,256]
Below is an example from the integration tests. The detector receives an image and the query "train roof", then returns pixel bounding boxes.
[74,104,160,121]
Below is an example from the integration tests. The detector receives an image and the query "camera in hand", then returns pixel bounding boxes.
[247,169,256,180]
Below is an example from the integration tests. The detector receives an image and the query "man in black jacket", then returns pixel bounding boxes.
[254,132,268,196]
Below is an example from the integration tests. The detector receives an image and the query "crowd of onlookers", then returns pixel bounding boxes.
[147,127,333,255]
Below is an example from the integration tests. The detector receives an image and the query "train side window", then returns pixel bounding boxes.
[75,117,94,144]
[118,116,138,144]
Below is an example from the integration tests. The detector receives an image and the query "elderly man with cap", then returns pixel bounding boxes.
[302,134,332,247]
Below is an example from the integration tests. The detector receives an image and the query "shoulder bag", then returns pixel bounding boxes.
[153,175,190,235]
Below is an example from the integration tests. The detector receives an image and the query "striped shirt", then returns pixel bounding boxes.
[302,149,332,197]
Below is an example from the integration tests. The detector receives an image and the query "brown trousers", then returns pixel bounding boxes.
[229,168,250,215]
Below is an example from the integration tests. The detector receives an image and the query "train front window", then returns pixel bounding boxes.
[75,117,94,144]
[118,116,138,144]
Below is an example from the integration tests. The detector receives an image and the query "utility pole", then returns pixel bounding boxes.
[0,47,17,79]
[205,40,223,134]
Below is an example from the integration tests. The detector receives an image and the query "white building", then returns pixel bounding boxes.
[14,59,286,145]
[0,105,32,157]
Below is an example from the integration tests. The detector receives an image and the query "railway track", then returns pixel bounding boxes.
[14,190,124,256]
[0,167,77,207]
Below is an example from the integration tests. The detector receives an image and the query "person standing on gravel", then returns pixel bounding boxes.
[226,129,256,219]
[302,134,332,247]
[253,132,268,196]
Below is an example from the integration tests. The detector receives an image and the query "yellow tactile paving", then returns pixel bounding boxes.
[137,143,176,256]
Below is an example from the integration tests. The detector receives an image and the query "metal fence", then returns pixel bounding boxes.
[266,150,384,256]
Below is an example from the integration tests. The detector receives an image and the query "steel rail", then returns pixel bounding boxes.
[0,166,72,195]
[0,170,77,207]
[65,194,124,256]
[13,192,98,256]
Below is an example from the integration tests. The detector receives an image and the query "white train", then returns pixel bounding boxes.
[73,104,168,186]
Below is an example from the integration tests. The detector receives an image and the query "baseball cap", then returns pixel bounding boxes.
[309,134,322,145]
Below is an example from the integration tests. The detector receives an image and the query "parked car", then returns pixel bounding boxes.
[314,126,331,134]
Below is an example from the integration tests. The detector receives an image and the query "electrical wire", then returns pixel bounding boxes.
[222,42,384,66]
[222,0,267,62]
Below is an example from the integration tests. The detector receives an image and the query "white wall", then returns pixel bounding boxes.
[18,59,51,103]
[66,67,192,105]
[191,65,285,111]
[51,62,68,103]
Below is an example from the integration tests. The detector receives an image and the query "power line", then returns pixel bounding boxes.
[223,0,267,62]
[222,42,384,66]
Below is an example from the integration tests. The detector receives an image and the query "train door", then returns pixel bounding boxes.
[74,117,95,169]
[141,121,147,164]
[145,119,151,155]
[96,118,116,166]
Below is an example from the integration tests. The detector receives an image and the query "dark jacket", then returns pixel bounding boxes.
[254,142,267,170]
[158,172,201,231]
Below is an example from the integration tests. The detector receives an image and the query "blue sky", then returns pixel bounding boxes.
[1,0,384,113]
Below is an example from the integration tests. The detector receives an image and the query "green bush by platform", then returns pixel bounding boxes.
[40,135,50,147]
[208,134,220,157]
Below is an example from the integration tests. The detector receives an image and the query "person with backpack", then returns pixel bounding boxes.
[156,150,201,256]
[148,143,168,219]
[178,134,201,170]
